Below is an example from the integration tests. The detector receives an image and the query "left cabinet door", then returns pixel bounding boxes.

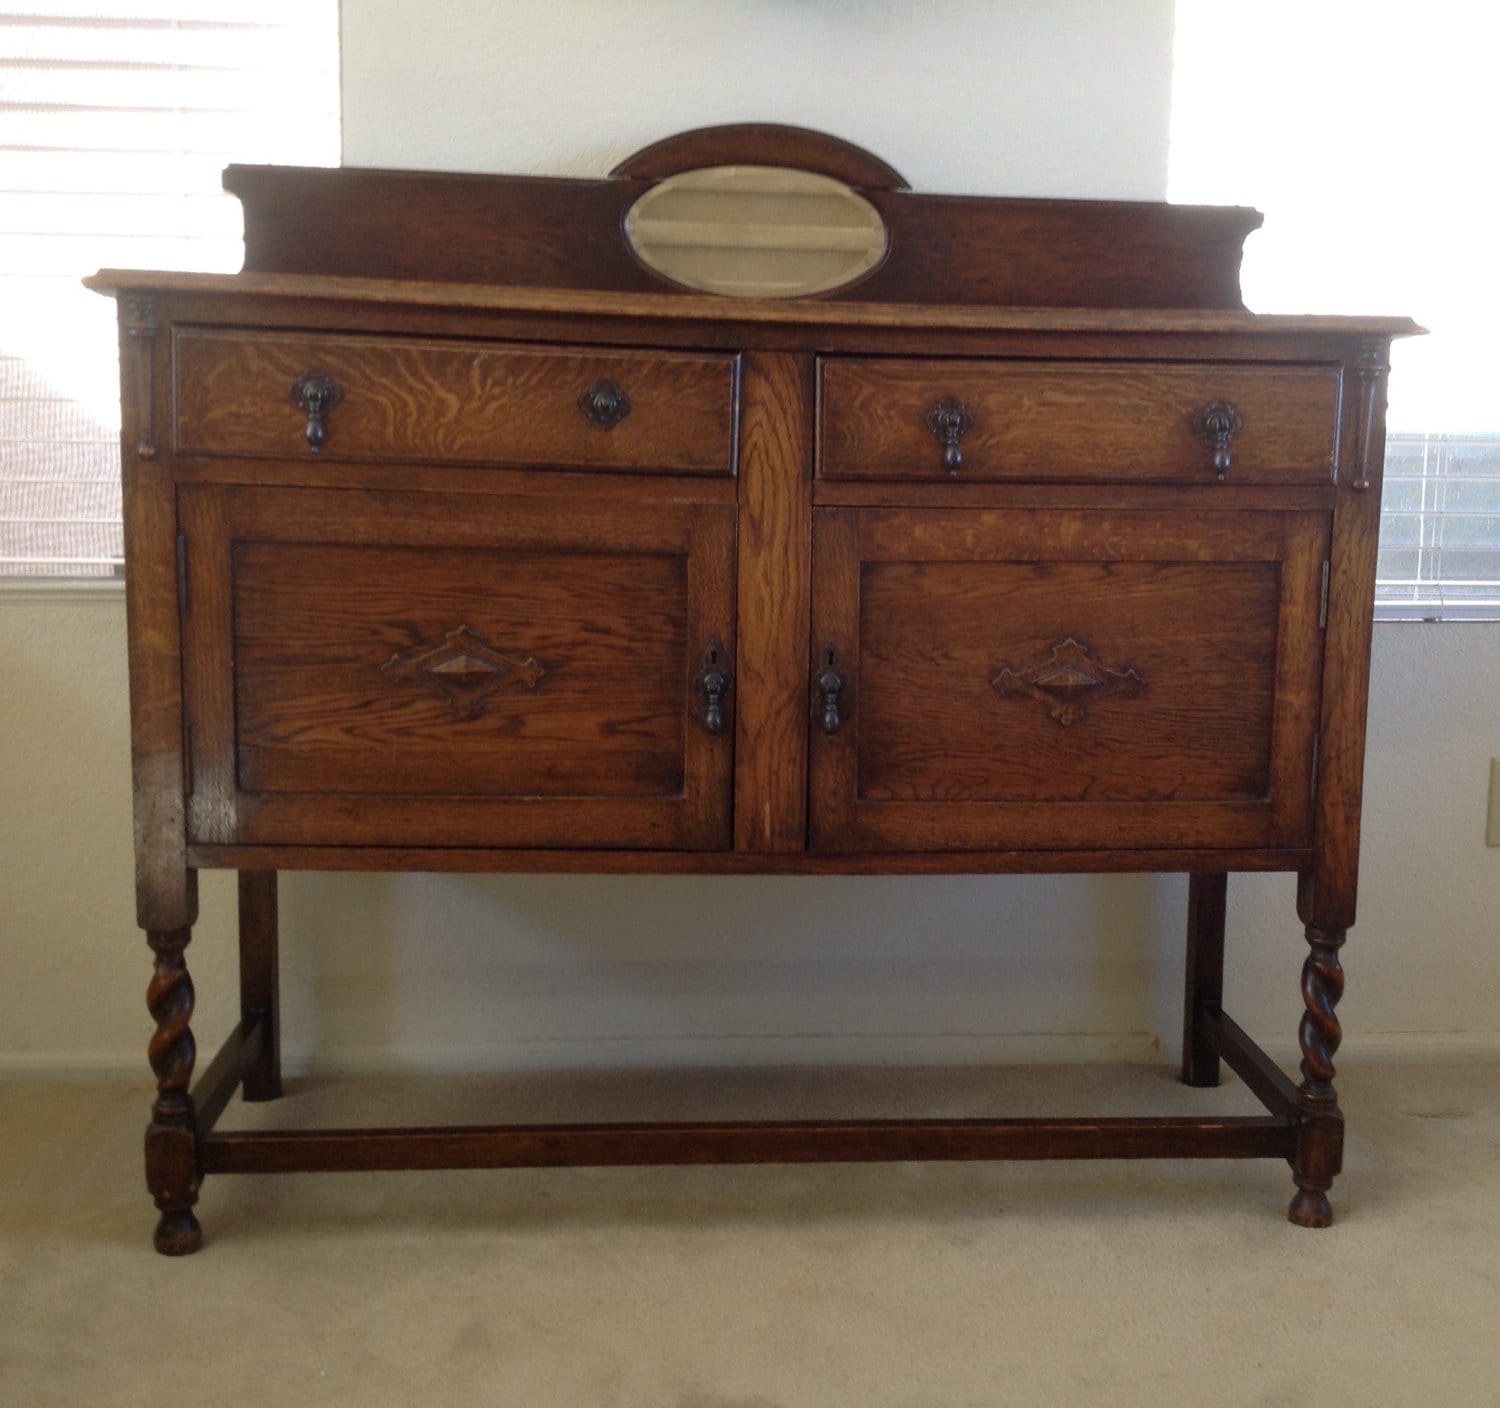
[178,485,736,850]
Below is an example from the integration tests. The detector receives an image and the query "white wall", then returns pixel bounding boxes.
[2,1,1496,1078]
[339,0,1175,199]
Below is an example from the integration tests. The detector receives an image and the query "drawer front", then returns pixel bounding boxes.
[809,507,1328,853]
[817,358,1341,484]
[173,330,739,475]
[179,485,736,849]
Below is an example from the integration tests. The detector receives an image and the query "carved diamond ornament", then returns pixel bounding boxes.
[990,638,1147,726]
[382,625,545,720]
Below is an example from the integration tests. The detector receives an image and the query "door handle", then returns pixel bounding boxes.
[694,637,731,737]
[815,640,847,736]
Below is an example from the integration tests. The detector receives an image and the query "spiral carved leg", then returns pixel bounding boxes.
[1288,924,1346,1229]
[144,927,203,1255]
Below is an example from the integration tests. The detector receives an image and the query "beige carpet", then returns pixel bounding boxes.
[1,1061,1497,1407]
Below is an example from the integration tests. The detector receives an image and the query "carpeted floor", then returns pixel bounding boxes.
[1,1061,1497,1406]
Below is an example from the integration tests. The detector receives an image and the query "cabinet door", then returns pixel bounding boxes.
[809,507,1327,853]
[179,485,735,850]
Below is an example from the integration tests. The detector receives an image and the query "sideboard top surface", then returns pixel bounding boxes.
[84,267,1422,343]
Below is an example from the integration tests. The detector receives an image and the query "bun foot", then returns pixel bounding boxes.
[153,1207,204,1256]
[1287,1187,1334,1228]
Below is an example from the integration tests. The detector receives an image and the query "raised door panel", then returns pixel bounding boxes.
[809,508,1327,853]
[179,485,735,849]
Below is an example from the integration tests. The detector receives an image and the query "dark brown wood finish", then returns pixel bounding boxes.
[817,358,1342,484]
[809,508,1328,853]
[91,267,1415,357]
[186,843,1314,875]
[1182,873,1228,1087]
[144,926,201,1255]
[1198,1008,1301,1120]
[1289,924,1347,1227]
[190,1017,266,1134]
[236,873,281,1102]
[173,330,740,476]
[117,296,197,935]
[92,129,1417,1250]
[609,123,910,189]
[733,351,813,851]
[178,486,736,850]
[202,1114,1294,1175]
[222,123,1264,309]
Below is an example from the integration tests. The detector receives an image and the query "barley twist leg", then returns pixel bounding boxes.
[1288,924,1346,1228]
[144,927,203,1254]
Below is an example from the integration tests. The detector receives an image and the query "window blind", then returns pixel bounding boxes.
[1168,1,1499,622]
[1375,432,1500,620]
[0,1,339,577]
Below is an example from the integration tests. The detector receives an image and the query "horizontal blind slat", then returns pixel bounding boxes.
[0,191,245,238]
[0,150,235,194]
[1,3,331,26]
[3,3,337,580]
[4,105,339,154]
[1377,432,1500,620]
[0,65,336,107]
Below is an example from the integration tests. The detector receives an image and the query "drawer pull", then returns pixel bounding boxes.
[1191,400,1242,480]
[991,637,1146,726]
[815,640,848,736]
[578,378,632,430]
[926,396,973,475]
[694,637,731,737]
[288,371,344,454]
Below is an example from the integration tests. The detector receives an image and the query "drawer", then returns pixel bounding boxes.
[173,330,740,475]
[817,357,1341,484]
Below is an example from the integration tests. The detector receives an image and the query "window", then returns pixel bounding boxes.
[1169,0,1498,620]
[0,1,339,578]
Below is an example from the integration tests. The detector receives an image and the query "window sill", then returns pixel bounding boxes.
[0,578,126,606]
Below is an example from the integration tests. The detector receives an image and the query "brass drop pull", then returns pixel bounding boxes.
[1192,400,1242,480]
[815,640,847,736]
[578,378,632,429]
[926,396,973,474]
[288,371,343,454]
[694,637,731,737]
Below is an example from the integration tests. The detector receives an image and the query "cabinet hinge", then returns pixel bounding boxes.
[176,531,189,616]
[1310,730,1321,801]
[182,717,194,798]
[1318,559,1330,630]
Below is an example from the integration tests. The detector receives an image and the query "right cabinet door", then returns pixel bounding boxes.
[809,507,1328,853]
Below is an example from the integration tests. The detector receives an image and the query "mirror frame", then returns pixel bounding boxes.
[621,162,892,300]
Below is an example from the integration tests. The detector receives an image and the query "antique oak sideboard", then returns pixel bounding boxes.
[88,126,1418,1253]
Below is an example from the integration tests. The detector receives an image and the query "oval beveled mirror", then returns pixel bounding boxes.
[623,165,887,298]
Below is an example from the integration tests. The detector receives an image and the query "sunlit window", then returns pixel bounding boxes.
[1169,0,1498,619]
[0,1,339,577]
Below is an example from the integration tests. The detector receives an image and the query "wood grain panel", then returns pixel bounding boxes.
[90,269,1420,342]
[232,543,690,797]
[810,507,1328,853]
[1300,342,1392,928]
[857,560,1280,802]
[178,486,735,849]
[121,446,197,927]
[733,351,812,850]
[173,330,739,475]
[818,358,1341,483]
[219,154,1265,309]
